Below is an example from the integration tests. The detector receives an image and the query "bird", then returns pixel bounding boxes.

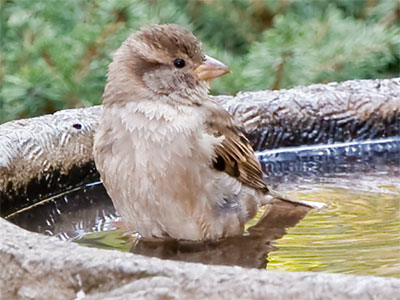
[94,24,277,241]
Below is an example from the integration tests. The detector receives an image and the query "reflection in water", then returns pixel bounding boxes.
[5,182,118,241]
[130,200,309,268]
[6,181,310,269]
[269,178,400,277]
[6,175,399,277]
[260,137,400,185]
[5,138,400,277]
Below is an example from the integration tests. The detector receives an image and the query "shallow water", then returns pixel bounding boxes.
[5,139,400,277]
[7,173,399,277]
[269,178,400,277]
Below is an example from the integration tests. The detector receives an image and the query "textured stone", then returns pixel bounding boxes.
[217,78,400,149]
[1,219,399,300]
[1,78,399,195]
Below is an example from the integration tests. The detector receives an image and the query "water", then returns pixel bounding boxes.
[5,182,118,241]
[5,140,400,277]
[268,178,400,277]
[6,173,399,277]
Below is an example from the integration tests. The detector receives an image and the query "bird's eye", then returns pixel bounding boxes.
[173,58,185,68]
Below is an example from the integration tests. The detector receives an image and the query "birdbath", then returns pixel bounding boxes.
[1,78,399,299]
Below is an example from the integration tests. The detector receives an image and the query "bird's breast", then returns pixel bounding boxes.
[96,101,221,172]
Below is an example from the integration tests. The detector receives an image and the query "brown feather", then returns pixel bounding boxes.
[135,24,204,65]
[204,100,269,193]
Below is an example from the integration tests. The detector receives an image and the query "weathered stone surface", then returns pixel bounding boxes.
[1,219,399,300]
[1,78,399,200]
[0,106,100,192]
[0,106,101,216]
[217,78,400,149]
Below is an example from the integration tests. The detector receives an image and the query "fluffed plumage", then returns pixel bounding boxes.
[94,24,271,240]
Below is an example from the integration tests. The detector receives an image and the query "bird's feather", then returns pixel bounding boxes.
[204,101,269,193]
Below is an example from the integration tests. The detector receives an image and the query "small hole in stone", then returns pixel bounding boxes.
[73,123,82,130]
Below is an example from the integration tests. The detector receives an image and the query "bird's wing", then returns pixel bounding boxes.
[204,101,268,192]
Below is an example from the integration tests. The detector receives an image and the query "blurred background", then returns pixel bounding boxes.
[0,0,399,124]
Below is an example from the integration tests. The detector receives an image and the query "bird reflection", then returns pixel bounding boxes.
[6,182,310,269]
[131,199,310,269]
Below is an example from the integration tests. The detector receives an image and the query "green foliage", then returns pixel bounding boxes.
[243,7,400,90]
[1,0,399,123]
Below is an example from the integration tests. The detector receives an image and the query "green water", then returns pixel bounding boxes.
[268,181,400,277]
[6,172,399,277]
[70,176,400,277]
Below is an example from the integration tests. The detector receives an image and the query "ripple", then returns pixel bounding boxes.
[268,180,400,277]
[6,170,400,277]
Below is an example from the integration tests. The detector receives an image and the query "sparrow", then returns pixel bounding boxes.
[94,24,272,241]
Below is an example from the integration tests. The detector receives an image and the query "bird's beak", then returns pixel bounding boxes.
[194,55,230,81]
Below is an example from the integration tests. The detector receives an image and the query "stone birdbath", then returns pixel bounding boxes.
[1,78,399,299]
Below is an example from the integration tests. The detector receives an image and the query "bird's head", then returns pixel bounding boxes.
[104,24,230,106]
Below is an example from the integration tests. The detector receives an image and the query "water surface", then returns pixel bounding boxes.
[7,173,399,277]
[5,139,400,277]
